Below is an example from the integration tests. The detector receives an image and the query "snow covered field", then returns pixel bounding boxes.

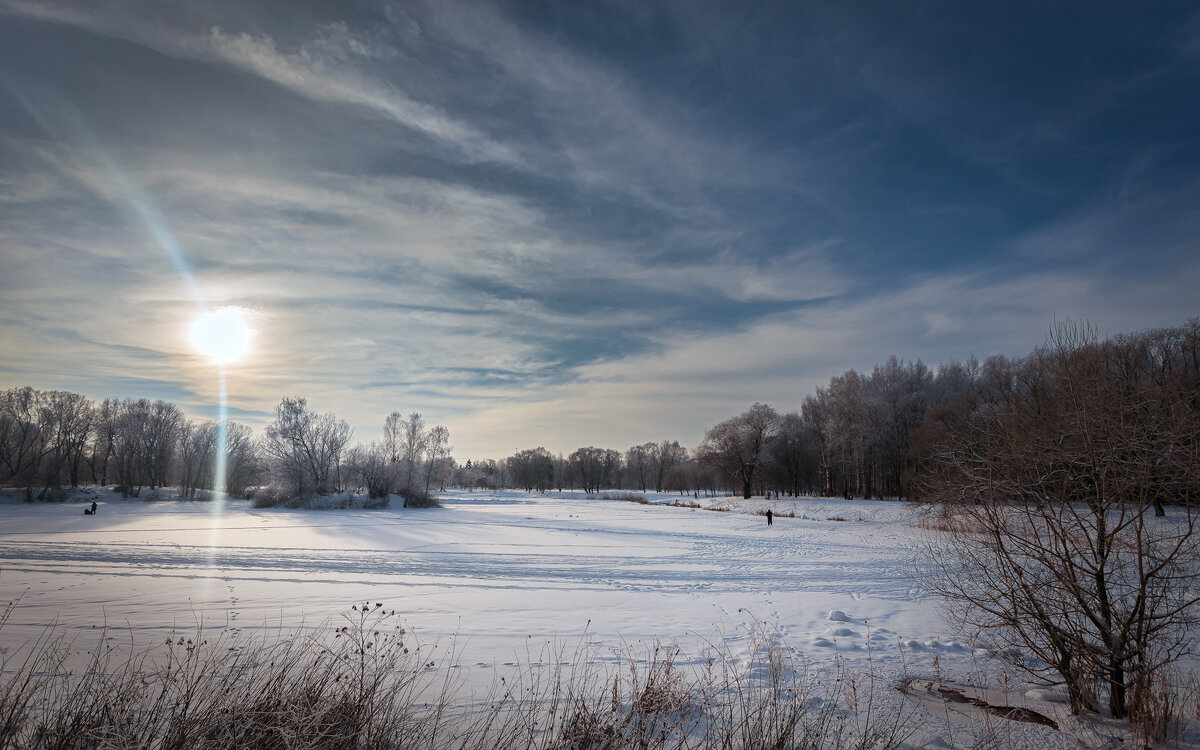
[0,489,1149,747]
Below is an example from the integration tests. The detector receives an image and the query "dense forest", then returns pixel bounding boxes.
[2,319,1197,505]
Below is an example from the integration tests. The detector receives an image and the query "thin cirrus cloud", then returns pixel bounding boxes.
[0,0,1197,457]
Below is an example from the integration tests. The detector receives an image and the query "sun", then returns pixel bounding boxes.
[190,307,253,364]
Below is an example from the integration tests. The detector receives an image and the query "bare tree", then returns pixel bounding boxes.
[625,443,654,492]
[569,446,620,494]
[263,397,352,497]
[920,321,1200,721]
[0,388,95,497]
[507,447,554,492]
[110,398,157,498]
[89,397,119,485]
[143,400,184,489]
[696,403,779,499]
[348,442,391,499]
[421,425,451,498]
[553,452,568,492]
[382,411,403,465]
[223,421,259,498]
[0,387,40,486]
[398,412,427,497]
[652,440,687,492]
[768,411,815,497]
[178,420,218,498]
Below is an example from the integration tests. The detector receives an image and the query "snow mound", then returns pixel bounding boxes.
[1024,687,1069,703]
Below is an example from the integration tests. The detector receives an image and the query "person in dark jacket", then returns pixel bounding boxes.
[766,509,773,526]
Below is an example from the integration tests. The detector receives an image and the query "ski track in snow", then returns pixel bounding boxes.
[0,490,1105,748]
[0,537,912,594]
[0,515,915,596]
[0,489,946,698]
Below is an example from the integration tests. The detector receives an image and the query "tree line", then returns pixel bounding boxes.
[3,318,1196,506]
[0,392,452,506]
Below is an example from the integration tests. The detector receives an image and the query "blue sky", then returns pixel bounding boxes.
[1,0,1198,457]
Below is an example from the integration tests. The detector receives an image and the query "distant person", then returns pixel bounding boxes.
[91,501,98,514]
[83,507,92,515]
[766,509,773,526]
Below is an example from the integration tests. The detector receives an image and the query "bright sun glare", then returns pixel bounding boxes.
[190,307,253,364]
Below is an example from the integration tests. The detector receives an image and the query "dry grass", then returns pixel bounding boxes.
[0,600,919,750]
[602,492,648,504]
[753,509,796,518]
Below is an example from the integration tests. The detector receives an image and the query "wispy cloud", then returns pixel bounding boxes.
[1,0,517,164]
[1,0,1197,456]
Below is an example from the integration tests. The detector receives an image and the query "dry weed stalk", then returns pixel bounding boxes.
[1,603,920,749]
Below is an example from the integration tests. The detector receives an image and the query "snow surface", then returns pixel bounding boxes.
[0,488,1152,747]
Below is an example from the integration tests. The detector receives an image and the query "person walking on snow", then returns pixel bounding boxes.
[766,509,773,526]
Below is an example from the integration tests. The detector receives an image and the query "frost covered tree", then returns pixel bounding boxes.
[348,442,391,499]
[396,412,427,497]
[421,425,451,497]
[263,397,352,497]
[378,411,449,506]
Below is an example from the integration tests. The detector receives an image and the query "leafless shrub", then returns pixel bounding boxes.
[914,503,983,534]
[919,320,1200,726]
[280,492,391,510]
[250,484,288,508]
[399,488,442,508]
